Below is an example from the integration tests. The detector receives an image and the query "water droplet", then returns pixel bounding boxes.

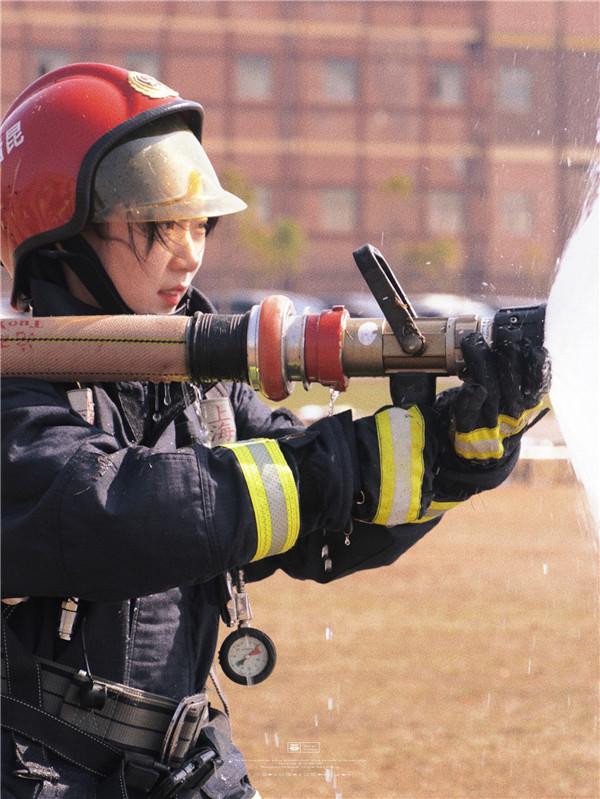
[543,562,549,575]
[314,714,319,727]
[328,389,340,417]
[325,626,333,641]
[527,658,533,675]
[273,732,280,748]
[327,696,334,711]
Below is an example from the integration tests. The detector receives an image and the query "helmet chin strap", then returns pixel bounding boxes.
[57,235,134,314]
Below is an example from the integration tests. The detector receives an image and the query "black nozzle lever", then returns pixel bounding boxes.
[353,244,426,355]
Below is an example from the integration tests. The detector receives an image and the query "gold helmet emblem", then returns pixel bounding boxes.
[127,71,179,99]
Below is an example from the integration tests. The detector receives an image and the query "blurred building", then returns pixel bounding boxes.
[2,0,598,300]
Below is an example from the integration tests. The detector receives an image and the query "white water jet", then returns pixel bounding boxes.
[545,156,599,534]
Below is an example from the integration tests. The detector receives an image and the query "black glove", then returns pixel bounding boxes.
[433,332,550,500]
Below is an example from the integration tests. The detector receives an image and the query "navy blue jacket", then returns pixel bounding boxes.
[2,279,441,702]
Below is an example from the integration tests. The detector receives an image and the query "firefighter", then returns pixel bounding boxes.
[1,64,548,798]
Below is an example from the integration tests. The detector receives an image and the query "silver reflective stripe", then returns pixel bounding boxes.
[222,438,300,561]
[454,399,549,460]
[413,499,463,524]
[453,429,504,460]
[372,407,425,526]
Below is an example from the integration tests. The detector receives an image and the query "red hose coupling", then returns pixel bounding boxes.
[304,306,349,392]
[252,295,295,401]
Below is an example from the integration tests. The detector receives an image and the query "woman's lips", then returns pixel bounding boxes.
[158,286,187,304]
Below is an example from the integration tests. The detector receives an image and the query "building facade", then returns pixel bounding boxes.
[2,1,598,301]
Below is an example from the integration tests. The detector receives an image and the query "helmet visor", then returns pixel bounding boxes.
[92,117,246,222]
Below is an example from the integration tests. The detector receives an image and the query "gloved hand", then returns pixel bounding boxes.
[352,404,439,526]
[438,331,550,463]
[431,332,550,503]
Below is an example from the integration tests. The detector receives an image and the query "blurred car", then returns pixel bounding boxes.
[323,291,496,319]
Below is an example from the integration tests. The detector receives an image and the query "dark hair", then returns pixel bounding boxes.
[92,217,219,262]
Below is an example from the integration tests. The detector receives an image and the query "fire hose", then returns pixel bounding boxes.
[1,245,546,400]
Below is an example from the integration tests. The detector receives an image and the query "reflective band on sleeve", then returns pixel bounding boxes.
[372,407,425,526]
[413,499,463,524]
[222,438,300,561]
[454,426,504,460]
[454,398,548,461]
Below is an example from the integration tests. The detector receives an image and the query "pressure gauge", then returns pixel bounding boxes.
[218,627,277,686]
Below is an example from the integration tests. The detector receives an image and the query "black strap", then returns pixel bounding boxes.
[37,236,132,315]
[1,695,122,777]
[1,617,122,777]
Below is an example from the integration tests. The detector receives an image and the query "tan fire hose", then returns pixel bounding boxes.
[1,297,499,400]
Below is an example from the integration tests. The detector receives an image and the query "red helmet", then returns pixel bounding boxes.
[1,63,209,309]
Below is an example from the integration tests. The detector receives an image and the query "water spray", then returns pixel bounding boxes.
[1,245,546,398]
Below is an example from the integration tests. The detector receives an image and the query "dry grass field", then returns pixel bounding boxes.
[216,465,598,799]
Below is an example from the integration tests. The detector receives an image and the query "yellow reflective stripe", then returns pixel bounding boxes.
[222,438,299,561]
[372,407,425,525]
[373,411,395,524]
[454,426,504,460]
[408,408,426,521]
[454,398,549,460]
[499,398,548,437]
[225,442,272,561]
[414,499,463,524]
[262,438,300,553]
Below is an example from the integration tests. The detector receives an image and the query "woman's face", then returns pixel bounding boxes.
[78,219,208,313]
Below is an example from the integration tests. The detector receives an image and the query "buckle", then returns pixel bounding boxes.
[148,748,221,799]
[123,753,169,794]
[159,692,209,765]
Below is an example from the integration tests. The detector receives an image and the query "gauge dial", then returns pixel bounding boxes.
[219,627,277,686]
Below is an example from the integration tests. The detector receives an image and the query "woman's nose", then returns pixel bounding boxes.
[171,233,205,271]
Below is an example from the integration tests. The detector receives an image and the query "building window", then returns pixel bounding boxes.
[36,49,70,77]
[235,55,273,101]
[125,52,160,78]
[501,192,535,235]
[427,191,465,235]
[322,58,357,102]
[320,188,358,232]
[497,66,532,112]
[253,186,272,223]
[430,64,465,105]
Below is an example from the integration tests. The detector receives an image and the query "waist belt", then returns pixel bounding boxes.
[1,656,209,766]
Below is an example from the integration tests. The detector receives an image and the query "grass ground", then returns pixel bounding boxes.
[215,466,599,799]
